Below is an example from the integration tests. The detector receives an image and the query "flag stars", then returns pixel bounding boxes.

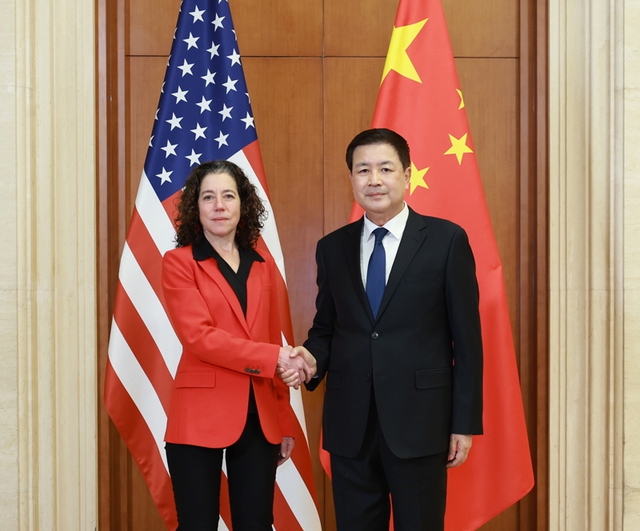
[444,133,474,164]
[145,4,262,196]
[382,18,428,84]
[166,113,183,130]
[212,13,225,30]
[186,149,202,166]
[183,32,199,50]
[215,131,229,148]
[172,86,188,103]
[222,76,238,93]
[456,89,465,110]
[196,96,213,113]
[409,162,429,194]
[219,104,233,121]
[178,59,195,76]
[227,49,241,66]
[241,112,255,129]
[191,123,207,140]
[156,167,173,185]
[201,69,216,86]
[161,139,178,158]
[207,42,220,59]
[189,6,205,23]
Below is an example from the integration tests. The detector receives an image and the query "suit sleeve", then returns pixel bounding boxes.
[303,240,335,391]
[162,248,280,378]
[446,227,484,435]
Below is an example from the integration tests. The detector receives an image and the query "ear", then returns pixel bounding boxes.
[404,164,412,189]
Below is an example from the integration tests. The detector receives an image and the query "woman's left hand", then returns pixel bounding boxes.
[277,366,302,389]
[278,436,295,466]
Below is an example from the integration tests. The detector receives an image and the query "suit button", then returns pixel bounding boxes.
[371,332,379,339]
[364,374,371,381]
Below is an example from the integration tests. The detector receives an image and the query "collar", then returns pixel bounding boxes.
[363,202,409,241]
[191,237,264,263]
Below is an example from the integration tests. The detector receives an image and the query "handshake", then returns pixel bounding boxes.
[276,346,317,390]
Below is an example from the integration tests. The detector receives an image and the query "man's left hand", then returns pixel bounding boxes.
[446,434,472,468]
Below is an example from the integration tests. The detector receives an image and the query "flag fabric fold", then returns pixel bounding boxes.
[104,1,321,529]
[347,0,535,528]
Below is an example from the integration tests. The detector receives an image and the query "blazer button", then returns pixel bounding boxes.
[371,332,379,339]
[364,374,371,381]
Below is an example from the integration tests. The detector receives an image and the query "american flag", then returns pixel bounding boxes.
[104,1,321,529]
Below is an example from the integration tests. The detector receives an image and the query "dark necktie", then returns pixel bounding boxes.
[366,227,388,318]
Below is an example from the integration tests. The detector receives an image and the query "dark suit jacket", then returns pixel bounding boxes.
[304,208,483,459]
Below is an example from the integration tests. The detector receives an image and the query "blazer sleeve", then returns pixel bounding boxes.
[162,248,280,378]
[445,226,484,435]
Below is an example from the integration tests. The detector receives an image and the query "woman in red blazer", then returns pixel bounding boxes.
[161,160,311,530]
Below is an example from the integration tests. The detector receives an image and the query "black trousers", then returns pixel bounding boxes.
[166,411,280,531]
[330,394,448,531]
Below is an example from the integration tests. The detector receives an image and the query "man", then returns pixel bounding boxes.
[299,128,483,530]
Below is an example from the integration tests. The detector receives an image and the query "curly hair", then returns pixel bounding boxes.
[174,160,266,249]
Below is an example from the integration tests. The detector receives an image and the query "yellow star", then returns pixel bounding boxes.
[381,19,428,84]
[444,133,474,165]
[409,162,429,195]
[456,89,465,110]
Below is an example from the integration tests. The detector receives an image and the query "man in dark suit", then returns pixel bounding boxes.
[298,128,483,530]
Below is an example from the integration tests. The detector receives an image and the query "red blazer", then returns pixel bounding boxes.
[161,244,296,448]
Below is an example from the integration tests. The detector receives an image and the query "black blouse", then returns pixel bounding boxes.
[192,237,264,317]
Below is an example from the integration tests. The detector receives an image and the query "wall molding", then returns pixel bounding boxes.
[548,0,625,529]
[15,0,97,528]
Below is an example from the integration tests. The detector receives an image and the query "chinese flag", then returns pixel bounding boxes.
[348,0,535,528]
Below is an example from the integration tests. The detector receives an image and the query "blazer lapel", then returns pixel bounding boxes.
[376,209,428,320]
[244,261,263,332]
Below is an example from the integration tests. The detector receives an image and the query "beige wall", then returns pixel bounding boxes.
[0,0,19,524]
[548,0,639,529]
[624,1,640,528]
[0,0,97,529]
[0,0,638,529]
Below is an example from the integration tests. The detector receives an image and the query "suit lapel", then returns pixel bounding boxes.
[344,218,374,319]
[376,209,428,320]
[196,258,251,336]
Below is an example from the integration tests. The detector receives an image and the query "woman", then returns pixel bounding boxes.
[161,160,308,530]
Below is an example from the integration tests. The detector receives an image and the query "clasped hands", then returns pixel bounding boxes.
[277,346,317,389]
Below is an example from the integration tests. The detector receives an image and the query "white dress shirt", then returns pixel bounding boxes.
[360,203,409,287]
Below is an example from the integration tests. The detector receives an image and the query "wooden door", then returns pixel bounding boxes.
[97,0,548,529]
